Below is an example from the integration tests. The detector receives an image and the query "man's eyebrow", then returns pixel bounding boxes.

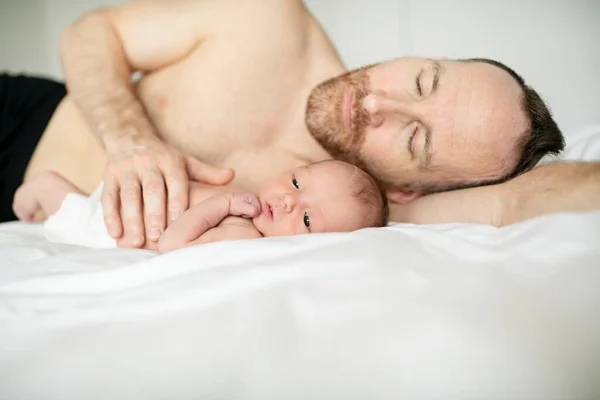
[431,61,442,95]
[419,129,433,169]
[417,61,442,169]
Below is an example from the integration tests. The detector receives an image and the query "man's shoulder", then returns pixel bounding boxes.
[215,0,310,38]
[210,0,309,33]
[233,0,307,19]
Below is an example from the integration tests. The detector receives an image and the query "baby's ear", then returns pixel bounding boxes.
[386,188,422,204]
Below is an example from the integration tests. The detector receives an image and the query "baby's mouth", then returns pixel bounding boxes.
[262,201,273,221]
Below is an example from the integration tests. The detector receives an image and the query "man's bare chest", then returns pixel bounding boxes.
[136,62,326,191]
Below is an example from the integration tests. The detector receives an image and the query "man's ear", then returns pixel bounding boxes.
[386,188,423,204]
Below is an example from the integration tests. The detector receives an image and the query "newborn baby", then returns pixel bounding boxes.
[13,160,388,252]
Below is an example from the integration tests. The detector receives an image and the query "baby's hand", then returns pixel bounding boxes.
[12,180,42,222]
[228,192,261,218]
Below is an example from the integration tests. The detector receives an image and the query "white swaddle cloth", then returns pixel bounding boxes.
[44,184,117,248]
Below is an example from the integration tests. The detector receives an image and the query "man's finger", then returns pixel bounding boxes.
[101,177,123,238]
[164,163,190,223]
[141,168,167,242]
[187,157,234,186]
[119,173,145,248]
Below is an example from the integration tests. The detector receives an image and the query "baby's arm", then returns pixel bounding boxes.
[157,192,261,253]
[12,171,83,222]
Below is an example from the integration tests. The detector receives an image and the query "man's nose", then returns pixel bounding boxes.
[362,92,412,128]
[283,193,296,213]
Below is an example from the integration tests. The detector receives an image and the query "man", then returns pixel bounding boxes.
[1,0,598,248]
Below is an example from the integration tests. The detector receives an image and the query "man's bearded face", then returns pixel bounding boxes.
[305,67,372,170]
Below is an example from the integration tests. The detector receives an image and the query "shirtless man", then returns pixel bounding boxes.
[2,0,599,248]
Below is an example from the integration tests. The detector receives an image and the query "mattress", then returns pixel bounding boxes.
[1,124,600,399]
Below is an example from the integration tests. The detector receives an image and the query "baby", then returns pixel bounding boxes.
[13,160,388,252]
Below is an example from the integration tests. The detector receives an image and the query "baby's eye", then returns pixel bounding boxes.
[303,212,311,229]
[292,176,300,189]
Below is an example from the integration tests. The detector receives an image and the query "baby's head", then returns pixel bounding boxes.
[252,160,388,237]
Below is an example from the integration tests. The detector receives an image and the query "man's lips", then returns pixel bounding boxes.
[342,89,354,131]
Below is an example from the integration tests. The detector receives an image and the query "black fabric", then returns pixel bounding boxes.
[0,73,66,222]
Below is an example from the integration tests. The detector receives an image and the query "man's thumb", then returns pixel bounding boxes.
[187,157,235,184]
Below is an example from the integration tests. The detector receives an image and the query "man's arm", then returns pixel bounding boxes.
[157,192,261,253]
[60,1,233,247]
[390,162,600,227]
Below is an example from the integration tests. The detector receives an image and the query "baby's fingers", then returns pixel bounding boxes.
[235,202,261,218]
[229,193,261,217]
[246,195,261,211]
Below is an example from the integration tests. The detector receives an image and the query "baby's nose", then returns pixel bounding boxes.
[283,193,296,213]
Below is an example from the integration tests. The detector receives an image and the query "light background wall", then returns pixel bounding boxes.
[1,0,598,137]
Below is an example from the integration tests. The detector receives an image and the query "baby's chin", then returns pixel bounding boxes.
[252,214,269,237]
[252,214,295,237]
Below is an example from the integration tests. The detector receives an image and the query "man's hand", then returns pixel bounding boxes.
[102,135,234,248]
[60,4,237,248]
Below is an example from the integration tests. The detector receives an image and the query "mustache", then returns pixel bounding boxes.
[305,67,375,173]
[311,70,371,136]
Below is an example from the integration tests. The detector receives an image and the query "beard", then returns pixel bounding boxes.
[305,67,372,170]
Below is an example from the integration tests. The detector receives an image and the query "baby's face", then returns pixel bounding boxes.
[252,161,377,237]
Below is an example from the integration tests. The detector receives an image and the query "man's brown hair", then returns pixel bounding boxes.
[464,58,565,185]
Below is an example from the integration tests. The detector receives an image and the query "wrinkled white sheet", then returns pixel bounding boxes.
[0,125,599,399]
[1,213,600,400]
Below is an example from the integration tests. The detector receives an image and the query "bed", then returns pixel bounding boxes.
[0,125,599,399]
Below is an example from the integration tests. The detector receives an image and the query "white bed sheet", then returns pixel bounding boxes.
[1,125,600,400]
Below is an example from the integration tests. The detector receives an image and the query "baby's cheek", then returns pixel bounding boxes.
[274,223,291,236]
[276,219,298,237]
